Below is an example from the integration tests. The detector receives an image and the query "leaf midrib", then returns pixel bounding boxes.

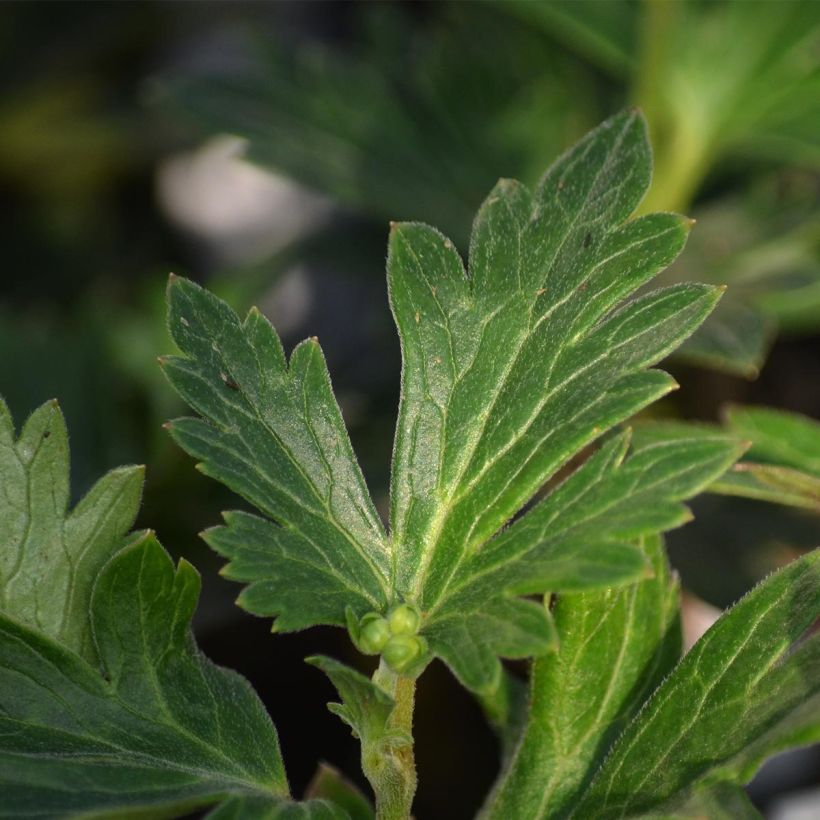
[402,115,635,603]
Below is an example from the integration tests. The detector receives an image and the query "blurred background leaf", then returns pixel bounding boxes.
[164,0,820,377]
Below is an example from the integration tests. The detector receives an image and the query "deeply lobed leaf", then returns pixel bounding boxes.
[384,109,735,688]
[0,531,289,818]
[421,424,741,692]
[0,398,143,665]
[162,277,391,631]
[162,111,741,691]
[0,402,356,819]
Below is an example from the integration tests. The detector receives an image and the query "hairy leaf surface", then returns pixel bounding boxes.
[163,111,740,691]
[0,531,289,818]
[162,276,391,631]
[307,656,405,750]
[419,423,740,692]
[0,398,143,665]
[383,110,734,689]
[571,549,820,817]
[485,535,681,818]
[388,111,700,606]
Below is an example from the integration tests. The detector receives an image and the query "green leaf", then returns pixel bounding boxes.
[572,548,820,817]
[419,426,741,692]
[206,795,350,820]
[163,111,740,691]
[306,656,407,750]
[712,462,820,513]
[712,406,820,511]
[384,109,731,688]
[163,5,592,244]
[667,180,820,337]
[440,429,744,603]
[633,415,820,513]
[724,405,820,475]
[484,535,681,818]
[425,597,558,695]
[0,531,289,818]
[0,398,143,665]
[307,657,415,820]
[638,782,762,820]
[675,298,773,379]
[500,0,637,76]
[634,1,820,214]
[662,182,820,376]
[305,764,374,820]
[162,275,390,631]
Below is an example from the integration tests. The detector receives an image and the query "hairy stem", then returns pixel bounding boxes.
[366,660,417,820]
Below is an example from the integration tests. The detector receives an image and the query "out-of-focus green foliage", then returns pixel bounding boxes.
[166,4,594,245]
[0,2,818,812]
[166,0,820,377]
[715,406,820,512]
[633,408,820,514]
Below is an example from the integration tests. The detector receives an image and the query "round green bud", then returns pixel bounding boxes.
[359,614,390,654]
[388,603,421,636]
[383,635,426,673]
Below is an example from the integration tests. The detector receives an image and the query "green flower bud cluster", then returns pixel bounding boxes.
[357,603,427,673]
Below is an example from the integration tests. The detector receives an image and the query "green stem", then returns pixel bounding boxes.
[634,0,710,215]
[365,660,417,820]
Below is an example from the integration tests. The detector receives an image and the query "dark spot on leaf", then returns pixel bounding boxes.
[583,232,593,248]
[220,372,239,390]
[43,431,50,439]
